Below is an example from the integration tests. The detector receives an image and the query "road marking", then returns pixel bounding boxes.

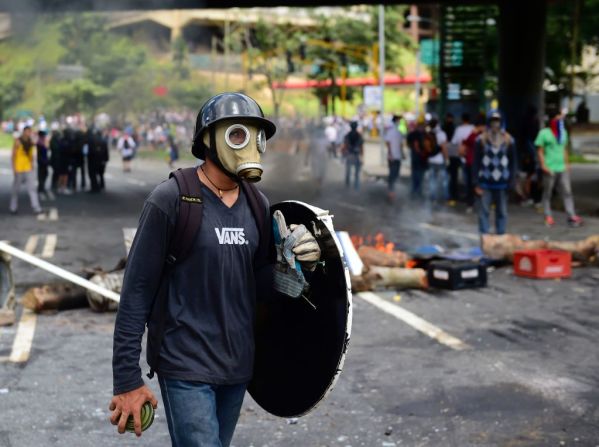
[24,235,39,254]
[104,173,114,180]
[126,178,147,187]
[419,222,479,242]
[41,234,57,259]
[337,202,367,213]
[0,168,11,175]
[37,208,59,221]
[123,228,137,256]
[9,309,37,363]
[358,291,471,351]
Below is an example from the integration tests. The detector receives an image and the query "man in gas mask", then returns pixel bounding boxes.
[471,111,516,234]
[110,93,321,446]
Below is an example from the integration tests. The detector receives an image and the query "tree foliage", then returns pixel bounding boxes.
[0,14,211,120]
[546,0,599,94]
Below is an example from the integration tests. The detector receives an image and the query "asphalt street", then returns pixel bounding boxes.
[0,147,598,447]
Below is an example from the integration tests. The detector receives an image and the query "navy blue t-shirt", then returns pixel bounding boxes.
[113,177,260,395]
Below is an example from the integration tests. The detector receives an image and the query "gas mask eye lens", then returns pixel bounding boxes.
[225,124,250,149]
[257,129,266,153]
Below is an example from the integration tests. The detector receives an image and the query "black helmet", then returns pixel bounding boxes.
[191,92,277,159]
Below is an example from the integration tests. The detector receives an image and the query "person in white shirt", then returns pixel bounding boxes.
[384,115,404,201]
[427,118,448,204]
[324,120,338,158]
[117,133,136,173]
[448,113,474,205]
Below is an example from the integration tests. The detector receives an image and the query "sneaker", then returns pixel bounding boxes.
[568,215,584,227]
[544,215,555,227]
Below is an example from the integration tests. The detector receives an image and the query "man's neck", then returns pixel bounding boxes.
[202,158,238,189]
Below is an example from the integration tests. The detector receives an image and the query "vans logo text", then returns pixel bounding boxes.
[215,228,248,245]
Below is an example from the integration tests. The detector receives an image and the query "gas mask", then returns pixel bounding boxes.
[203,119,266,182]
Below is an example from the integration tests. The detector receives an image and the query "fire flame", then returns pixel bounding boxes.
[352,232,395,254]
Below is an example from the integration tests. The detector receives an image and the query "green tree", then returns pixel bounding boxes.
[308,6,414,115]
[172,36,190,80]
[0,70,27,120]
[230,20,304,118]
[546,0,599,102]
[44,79,109,117]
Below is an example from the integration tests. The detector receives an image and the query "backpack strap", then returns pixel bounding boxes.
[240,181,271,266]
[168,167,204,263]
[147,167,203,379]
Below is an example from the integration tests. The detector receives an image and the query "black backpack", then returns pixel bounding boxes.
[146,167,270,378]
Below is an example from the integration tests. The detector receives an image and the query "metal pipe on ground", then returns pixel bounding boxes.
[0,241,121,304]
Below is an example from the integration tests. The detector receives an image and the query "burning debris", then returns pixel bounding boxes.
[482,234,599,266]
[342,232,428,292]
[0,252,16,326]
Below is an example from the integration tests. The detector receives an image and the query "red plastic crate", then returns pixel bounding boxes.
[513,249,571,279]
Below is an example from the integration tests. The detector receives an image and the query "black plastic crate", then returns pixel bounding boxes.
[427,260,487,290]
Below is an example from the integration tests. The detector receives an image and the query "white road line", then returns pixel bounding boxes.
[104,173,114,180]
[337,202,367,213]
[41,234,57,259]
[0,168,11,175]
[9,309,37,363]
[123,228,137,256]
[419,222,479,242]
[24,235,39,254]
[358,291,471,351]
[126,178,147,187]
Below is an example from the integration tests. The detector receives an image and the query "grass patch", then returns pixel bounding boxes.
[0,132,13,150]
[570,153,599,164]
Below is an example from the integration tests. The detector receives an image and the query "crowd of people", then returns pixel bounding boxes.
[7,124,111,215]
[304,107,585,236]
[3,110,192,215]
[4,107,587,233]
[383,108,584,234]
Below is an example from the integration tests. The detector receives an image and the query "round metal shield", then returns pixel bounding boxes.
[248,201,352,418]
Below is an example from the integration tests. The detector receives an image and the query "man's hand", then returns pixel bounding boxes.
[109,384,157,437]
[474,186,484,196]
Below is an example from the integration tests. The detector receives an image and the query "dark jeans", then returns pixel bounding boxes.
[158,377,247,447]
[345,154,361,190]
[88,160,102,192]
[411,161,426,198]
[388,159,401,191]
[463,164,474,206]
[37,164,48,193]
[448,156,462,201]
[477,188,508,234]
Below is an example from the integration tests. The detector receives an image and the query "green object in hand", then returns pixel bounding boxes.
[125,401,155,433]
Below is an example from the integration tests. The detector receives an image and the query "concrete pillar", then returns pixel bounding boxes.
[498,0,547,137]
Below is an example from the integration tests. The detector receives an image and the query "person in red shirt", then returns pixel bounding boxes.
[461,114,486,213]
